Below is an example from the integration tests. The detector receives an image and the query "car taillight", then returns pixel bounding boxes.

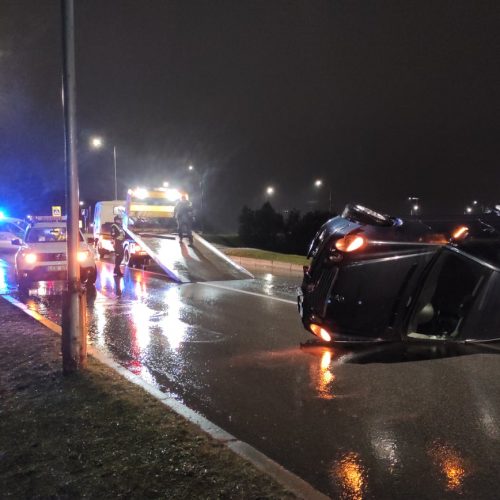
[24,253,37,264]
[310,323,332,342]
[335,234,366,253]
[77,251,89,262]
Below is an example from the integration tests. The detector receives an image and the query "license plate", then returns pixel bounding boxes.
[47,265,67,271]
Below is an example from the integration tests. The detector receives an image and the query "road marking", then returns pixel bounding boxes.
[200,282,296,305]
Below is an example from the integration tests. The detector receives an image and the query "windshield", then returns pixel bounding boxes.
[26,227,83,243]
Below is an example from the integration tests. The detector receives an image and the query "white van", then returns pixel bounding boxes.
[93,200,125,258]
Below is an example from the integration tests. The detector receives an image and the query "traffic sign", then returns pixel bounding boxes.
[52,206,62,217]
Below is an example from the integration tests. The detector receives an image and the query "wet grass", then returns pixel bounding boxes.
[202,233,242,247]
[0,300,296,499]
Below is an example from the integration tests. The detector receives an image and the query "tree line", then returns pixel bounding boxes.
[238,202,336,255]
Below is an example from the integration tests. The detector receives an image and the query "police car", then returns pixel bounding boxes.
[14,216,97,290]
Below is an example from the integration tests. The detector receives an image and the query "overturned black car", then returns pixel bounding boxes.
[298,204,500,344]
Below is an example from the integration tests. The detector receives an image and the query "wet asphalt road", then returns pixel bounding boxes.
[2,253,500,499]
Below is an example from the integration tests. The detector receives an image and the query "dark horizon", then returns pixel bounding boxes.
[1,0,499,230]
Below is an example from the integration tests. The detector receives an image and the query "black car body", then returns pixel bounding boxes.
[298,204,500,344]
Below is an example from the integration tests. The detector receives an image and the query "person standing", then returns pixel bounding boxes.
[174,195,194,245]
[110,215,125,276]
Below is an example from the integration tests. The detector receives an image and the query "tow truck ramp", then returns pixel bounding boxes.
[125,228,253,283]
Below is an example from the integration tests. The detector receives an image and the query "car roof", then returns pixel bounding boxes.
[29,222,67,229]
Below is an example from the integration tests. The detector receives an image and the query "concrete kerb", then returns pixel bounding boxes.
[2,294,329,500]
[228,255,304,273]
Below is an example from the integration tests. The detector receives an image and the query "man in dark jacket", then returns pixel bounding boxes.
[110,215,125,276]
[174,195,194,245]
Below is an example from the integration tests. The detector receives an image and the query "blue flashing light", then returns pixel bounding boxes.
[0,211,5,220]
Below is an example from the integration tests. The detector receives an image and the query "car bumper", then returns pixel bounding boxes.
[17,265,94,283]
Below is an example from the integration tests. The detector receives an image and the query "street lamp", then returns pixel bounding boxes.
[90,136,118,200]
[314,179,332,212]
[266,186,275,196]
[408,196,420,216]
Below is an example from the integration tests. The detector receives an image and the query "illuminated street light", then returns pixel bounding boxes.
[90,136,103,149]
[163,181,169,187]
[188,165,194,171]
[314,179,332,212]
[266,186,275,196]
[466,206,472,214]
[408,196,420,216]
[89,135,118,200]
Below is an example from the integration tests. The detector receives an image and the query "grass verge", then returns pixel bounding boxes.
[0,299,295,499]
[222,248,308,267]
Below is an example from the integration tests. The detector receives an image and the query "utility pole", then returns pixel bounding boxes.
[61,0,87,373]
[113,145,118,200]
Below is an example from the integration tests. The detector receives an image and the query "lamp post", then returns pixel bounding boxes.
[90,136,118,200]
[187,164,204,212]
[408,196,420,216]
[314,179,332,213]
[187,165,206,232]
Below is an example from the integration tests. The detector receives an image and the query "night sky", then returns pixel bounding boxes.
[1,0,499,230]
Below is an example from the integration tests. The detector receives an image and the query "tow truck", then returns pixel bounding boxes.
[111,186,252,283]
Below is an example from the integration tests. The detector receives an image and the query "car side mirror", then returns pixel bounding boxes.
[11,238,22,246]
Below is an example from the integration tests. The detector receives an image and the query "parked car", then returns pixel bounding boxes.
[93,200,126,258]
[13,216,97,291]
[0,217,27,252]
[298,204,500,344]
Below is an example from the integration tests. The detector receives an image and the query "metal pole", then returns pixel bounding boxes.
[61,0,87,373]
[113,145,117,200]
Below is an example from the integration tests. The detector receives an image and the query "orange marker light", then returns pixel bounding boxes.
[335,234,366,253]
[452,226,469,240]
[310,323,332,342]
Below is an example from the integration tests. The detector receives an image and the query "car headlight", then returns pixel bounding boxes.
[24,253,37,264]
[77,250,89,262]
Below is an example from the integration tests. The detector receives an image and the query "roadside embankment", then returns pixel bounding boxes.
[221,248,307,273]
[0,297,298,498]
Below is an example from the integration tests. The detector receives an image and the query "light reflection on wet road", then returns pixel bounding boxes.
[2,254,500,498]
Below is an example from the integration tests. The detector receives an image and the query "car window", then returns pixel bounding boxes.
[409,251,486,338]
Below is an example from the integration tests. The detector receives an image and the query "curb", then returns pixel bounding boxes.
[2,294,329,500]
[227,255,304,273]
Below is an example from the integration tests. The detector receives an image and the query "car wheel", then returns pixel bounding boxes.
[17,276,31,294]
[123,249,131,266]
[342,204,393,226]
